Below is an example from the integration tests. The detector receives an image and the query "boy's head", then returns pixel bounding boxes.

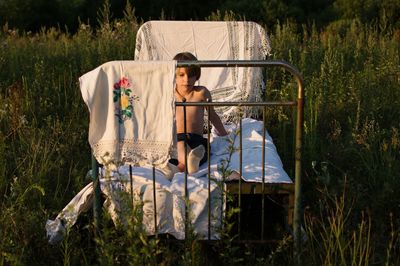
[173,52,201,80]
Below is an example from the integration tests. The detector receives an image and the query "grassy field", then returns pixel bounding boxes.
[0,7,399,265]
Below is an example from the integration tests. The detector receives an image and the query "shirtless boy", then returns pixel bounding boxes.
[172,52,228,174]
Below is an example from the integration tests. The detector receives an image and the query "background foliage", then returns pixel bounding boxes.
[1,0,400,32]
[0,0,399,265]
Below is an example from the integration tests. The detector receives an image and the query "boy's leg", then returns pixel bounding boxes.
[176,133,208,174]
[177,140,188,172]
[187,145,205,174]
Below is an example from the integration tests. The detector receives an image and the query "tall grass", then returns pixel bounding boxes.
[0,5,399,264]
[268,19,400,264]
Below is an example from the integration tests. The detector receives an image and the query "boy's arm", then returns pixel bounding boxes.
[204,88,228,136]
[209,107,228,136]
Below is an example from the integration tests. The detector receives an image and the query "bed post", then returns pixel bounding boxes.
[91,154,102,233]
[294,69,304,263]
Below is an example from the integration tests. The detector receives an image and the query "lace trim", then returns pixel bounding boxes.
[217,21,270,123]
[227,21,239,88]
[142,22,156,60]
[135,32,142,60]
[92,139,176,166]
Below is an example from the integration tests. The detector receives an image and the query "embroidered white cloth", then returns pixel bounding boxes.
[134,21,271,121]
[79,60,177,166]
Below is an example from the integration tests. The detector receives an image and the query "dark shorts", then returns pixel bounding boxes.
[169,133,208,166]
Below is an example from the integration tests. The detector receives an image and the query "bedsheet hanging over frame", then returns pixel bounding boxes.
[134,21,272,121]
[79,60,177,166]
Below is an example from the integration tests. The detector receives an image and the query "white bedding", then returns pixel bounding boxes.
[194,118,292,183]
[46,118,291,244]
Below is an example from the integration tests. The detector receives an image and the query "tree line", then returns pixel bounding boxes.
[1,0,399,33]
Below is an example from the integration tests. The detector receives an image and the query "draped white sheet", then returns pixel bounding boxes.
[46,167,222,244]
[135,21,271,121]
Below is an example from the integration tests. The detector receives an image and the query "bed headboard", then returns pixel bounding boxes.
[134,21,272,121]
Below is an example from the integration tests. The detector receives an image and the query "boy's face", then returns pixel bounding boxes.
[175,67,197,90]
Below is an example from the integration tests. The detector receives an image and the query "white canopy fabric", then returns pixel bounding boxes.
[134,21,271,121]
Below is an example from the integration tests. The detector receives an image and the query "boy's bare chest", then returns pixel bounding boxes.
[175,105,204,134]
[175,105,204,118]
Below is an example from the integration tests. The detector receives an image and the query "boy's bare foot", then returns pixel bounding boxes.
[187,145,205,174]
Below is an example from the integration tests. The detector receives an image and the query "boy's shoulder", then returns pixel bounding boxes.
[192,86,211,101]
[193,85,211,96]
[193,85,208,91]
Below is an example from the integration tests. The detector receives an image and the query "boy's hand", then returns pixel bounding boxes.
[211,125,229,137]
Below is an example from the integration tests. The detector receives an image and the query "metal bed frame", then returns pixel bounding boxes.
[90,59,304,254]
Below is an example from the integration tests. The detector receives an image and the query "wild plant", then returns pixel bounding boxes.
[212,126,243,264]
[303,179,373,265]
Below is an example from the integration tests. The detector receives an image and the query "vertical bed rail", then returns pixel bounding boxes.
[182,99,190,238]
[206,101,212,240]
[152,166,158,237]
[238,113,243,239]
[91,155,101,232]
[261,107,267,240]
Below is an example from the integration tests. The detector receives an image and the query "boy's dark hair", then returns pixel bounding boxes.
[173,52,201,80]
